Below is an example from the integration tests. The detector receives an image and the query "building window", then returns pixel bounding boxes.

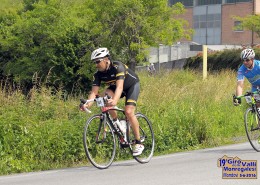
[168,0,252,6]
[198,0,222,6]
[169,0,193,7]
[193,13,221,29]
[225,0,252,3]
[234,21,243,32]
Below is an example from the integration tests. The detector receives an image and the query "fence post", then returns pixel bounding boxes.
[203,45,207,80]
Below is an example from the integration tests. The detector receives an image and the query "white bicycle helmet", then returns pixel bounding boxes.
[91,48,110,60]
[240,48,255,60]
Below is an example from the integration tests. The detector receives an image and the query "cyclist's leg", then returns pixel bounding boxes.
[125,105,140,140]
[124,82,140,139]
[105,87,117,119]
[124,82,144,156]
[105,86,126,120]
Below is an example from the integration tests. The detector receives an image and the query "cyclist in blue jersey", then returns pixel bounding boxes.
[82,47,144,156]
[234,48,260,106]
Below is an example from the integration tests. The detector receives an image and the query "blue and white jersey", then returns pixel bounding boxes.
[237,59,260,91]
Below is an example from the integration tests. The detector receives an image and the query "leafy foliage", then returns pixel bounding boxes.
[184,48,260,71]
[0,0,192,94]
[233,14,260,38]
[0,70,247,174]
[0,1,98,93]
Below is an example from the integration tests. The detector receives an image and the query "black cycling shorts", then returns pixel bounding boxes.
[107,82,140,106]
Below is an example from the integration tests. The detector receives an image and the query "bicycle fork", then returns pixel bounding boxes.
[95,113,128,147]
[95,114,108,144]
[252,107,260,131]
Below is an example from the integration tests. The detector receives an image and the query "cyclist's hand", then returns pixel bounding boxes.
[233,96,241,106]
[79,103,85,111]
[107,98,117,106]
[79,100,89,111]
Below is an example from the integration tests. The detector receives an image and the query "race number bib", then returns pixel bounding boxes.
[96,97,105,107]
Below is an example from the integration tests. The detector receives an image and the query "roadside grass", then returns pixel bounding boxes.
[138,69,249,153]
[0,69,250,174]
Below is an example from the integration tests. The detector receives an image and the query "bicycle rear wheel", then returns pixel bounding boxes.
[127,113,155,163]
[83,114,116,169]
[244,107,260,152]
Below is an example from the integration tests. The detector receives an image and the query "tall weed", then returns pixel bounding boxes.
[0,69,250,174]
[138,69,249,153]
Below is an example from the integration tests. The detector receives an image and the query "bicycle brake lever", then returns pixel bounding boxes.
[79,100,91,113]
[80,104,91,113]
[84,108,92,113]
[80,99,87,104]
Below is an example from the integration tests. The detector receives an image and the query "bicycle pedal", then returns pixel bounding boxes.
[120,142,129,148]
[119,146,126,150]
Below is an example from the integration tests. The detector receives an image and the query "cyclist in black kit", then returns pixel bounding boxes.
[83,47,144,156]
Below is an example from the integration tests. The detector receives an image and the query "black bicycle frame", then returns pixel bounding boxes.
[95,113,106,144]
[250,104,260,131]
[95,109,126,144]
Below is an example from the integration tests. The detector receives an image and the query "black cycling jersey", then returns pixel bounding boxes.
[92,61,140,106]
[92,61,139,90]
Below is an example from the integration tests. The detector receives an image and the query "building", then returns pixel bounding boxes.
[169,0,260,45]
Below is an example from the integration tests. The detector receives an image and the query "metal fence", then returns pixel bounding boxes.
[136,58,188,72]
[136,42,243,72]
[148,42,200,64]
[135,42,200,72]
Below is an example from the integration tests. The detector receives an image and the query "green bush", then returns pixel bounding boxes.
[0,0,191,94]
[184,47,260,71]
[0,70,250,174]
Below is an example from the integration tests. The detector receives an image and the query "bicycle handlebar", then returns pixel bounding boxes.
[80,94,112,114]
[79,99,93,113]
[236,91,259,99]
[233,91,260,106]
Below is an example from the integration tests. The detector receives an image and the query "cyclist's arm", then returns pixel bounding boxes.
[236,80,244,97]
[85,72,101,107]
[86,86,99,108]
[236,67,245,97]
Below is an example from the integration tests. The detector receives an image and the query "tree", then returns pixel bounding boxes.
[0,0,192,93]
[88,0,192,70]
[0,0,97,93]
[233,15,260,38]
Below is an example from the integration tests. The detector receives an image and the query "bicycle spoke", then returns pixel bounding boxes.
[83,115,116,169]
[245,108,260,152]
[127,113,155,163]
[80,95,154,168]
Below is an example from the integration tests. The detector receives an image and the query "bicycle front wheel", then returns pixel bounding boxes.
[83,114,116,169]
[127,113,155,163]
[244,107,260,152]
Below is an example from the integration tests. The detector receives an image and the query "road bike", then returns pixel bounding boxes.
[80,95,155,169]
[235,91,260,152]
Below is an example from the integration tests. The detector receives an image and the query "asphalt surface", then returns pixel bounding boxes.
[0,142,259,185]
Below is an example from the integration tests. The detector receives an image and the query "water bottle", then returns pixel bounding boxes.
[117,120,127,142]
[113,119,126,137]
[254,94,260,102]
[118,120,127,134]
[112,119,120,132]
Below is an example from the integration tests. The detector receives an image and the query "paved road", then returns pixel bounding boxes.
[0,142,259,185]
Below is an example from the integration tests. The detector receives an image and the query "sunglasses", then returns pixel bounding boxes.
[243,59,251,63]
[93,58,104,64]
